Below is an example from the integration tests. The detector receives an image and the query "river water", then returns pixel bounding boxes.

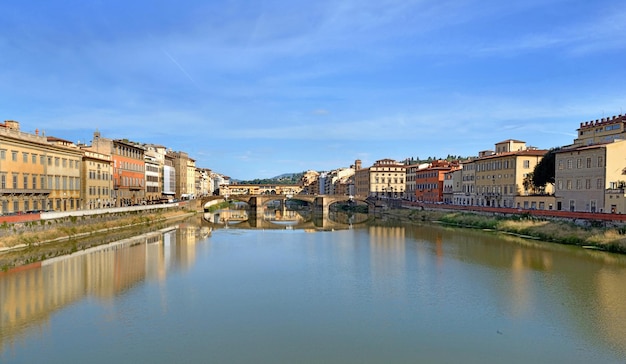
[2,212,626,363]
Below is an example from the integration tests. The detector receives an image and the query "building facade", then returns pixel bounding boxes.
[474,140,547,208]
[0,121,55,213]
[91,132,146,206]
[415,160,459,203]
[354,158,406,198]
[555,140,626,212]
[45,137,83,212]
[80,147,113,209]
[573,115,626,147]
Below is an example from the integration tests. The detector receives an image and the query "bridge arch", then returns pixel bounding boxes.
[200,194,374,214]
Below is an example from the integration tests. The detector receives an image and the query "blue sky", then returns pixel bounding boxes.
[2,0,625,180]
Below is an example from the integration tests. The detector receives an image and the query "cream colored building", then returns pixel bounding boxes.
[444,168,463,205]
[354,158,406,198]
[459,159,476,205]
[142,145,163,204]
[185,158,196,199]
[300,170,320,194]
[605,186,626,214]
[196,168,212,197]
[555,140,626,212]
[474,140,548,208]
[323,167,355,195]
[573,115,626,146]
[167,151,192,199]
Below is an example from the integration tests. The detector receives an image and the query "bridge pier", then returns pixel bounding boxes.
[314,196,329,217]
[249,196,264,215]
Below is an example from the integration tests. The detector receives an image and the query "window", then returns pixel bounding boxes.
[576,158,582,169]
[567,159,573,169]
[586,157,591,168]
[12,151,18,161]
[558,160,564,170]
[23,175,28,189]
[0,149,5,160]
[566,180,572,190]
[32,154,37,164]
[597,178,603,189]
[0,174,5,189]
[598,156,604,167]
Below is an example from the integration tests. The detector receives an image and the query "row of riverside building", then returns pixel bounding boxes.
[0,121,230,214]
[289,114,626,214]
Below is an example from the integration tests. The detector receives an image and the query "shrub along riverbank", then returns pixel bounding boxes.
[382,208,626,254]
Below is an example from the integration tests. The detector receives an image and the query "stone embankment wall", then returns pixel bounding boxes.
[0,202,194,240]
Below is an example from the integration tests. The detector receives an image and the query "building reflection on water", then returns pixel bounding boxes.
[0,223,210,351]
[401,225,626,356]
[3,219,626,358]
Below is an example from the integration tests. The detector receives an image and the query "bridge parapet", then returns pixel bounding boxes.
[200,194,372,212]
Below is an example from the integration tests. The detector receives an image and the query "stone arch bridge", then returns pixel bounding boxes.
[201,194,372,215]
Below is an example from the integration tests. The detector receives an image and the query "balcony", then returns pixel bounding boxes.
[0,188,52,196]
[606,188,626,195]
[483,192,501,198]
[129,184,143,191]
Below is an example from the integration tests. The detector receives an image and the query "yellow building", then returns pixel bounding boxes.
[573,115,626,146]
[555,140,626,212]
[45,137,84,211]
[80,147,113,209]
[185,157,196,199]
[0,121,82,213]
[474,140,548,208]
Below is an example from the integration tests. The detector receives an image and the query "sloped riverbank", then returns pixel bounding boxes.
[382,208,626,254]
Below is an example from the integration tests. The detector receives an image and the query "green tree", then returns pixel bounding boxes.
[523,172,535,194]
[532,147,560,189]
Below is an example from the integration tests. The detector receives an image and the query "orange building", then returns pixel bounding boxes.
[415,160,460,203]
[90,132,145,206]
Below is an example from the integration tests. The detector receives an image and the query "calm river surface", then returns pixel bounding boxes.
[2,215,626,363]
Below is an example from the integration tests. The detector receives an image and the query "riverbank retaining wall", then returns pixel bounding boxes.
[0,202,192,239]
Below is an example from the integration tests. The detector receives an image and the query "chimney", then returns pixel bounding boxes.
[4,120,20,130]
